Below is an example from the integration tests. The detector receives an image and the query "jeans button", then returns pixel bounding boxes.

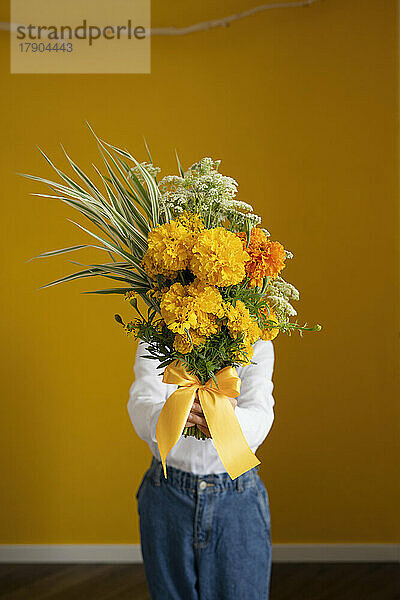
[199,480,207,491]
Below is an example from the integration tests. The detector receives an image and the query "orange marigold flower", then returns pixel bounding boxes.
[237,228,286,287]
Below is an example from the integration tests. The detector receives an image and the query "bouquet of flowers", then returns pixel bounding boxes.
[25,130,320,479]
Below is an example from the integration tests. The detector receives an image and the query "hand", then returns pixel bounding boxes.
[184,391,208,433]
[185,392,238,439]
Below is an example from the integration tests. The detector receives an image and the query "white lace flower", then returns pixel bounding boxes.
[266,276,299,320]
[158,157,260,230]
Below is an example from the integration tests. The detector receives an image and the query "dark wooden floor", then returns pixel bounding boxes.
[0,563,399,599]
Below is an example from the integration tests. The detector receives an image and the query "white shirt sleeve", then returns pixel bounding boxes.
[234,339,275,449]
[127,341,167,445]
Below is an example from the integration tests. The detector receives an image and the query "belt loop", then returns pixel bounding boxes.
[236,475,244,493]
[153,459,162,486]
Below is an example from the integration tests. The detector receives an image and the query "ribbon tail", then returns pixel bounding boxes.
[155,386,197,478]
[199,389,260,480]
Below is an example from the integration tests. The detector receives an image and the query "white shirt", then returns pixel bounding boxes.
[127,338,275,475]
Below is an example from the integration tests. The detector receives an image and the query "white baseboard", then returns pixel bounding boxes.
[0,544,398,563]
[272,544,400,563]
[0,545,143,564]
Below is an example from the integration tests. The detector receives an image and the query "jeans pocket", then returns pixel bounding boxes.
[136,471,149,503]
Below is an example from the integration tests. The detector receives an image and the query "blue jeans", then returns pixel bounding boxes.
[136,456,272,600]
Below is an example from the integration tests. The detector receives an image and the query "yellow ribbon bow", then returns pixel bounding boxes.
[156,361,260,480]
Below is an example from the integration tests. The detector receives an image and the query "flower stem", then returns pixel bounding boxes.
[182,425,207,440]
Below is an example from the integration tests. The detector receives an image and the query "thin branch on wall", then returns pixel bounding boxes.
[0,0,322,38]
[151,0,321,36]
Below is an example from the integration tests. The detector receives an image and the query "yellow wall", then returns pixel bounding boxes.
[0,0,398,544]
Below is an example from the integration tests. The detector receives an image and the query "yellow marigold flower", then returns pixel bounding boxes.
[260,308,280,341]
[187,279,225,319]
[196,313,221,337]
[160,279,224,348]
[190,227,249,287]
[237,228,286,286]
[142,220,194,278]
[173,329,207,354]
[160,283,198,335]
[224,300,261,346]
[173,333,193,354]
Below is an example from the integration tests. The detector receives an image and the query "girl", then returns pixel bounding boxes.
[128,337,275,600]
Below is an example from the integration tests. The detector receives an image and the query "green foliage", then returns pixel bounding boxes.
[274,321,322,336]
[22,126,165,297]
[179,329,252,385]
[116,309,251,386]
[221,277,270,326]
